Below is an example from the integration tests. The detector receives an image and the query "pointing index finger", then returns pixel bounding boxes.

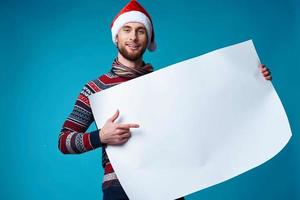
[117,123,140,129]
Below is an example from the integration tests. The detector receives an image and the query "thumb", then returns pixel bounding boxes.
[108,109,119,123]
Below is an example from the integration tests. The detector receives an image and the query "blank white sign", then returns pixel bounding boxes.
[89,40,292,200]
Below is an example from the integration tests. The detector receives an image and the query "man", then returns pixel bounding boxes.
[58,0,272,200]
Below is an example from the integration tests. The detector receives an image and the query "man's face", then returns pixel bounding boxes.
[116,22,148,61]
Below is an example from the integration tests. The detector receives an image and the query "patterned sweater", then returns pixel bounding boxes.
[58,70,135,190]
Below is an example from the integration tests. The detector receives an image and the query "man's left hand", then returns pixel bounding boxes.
[260,64,272,80]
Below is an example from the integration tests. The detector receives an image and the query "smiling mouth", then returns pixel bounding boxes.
[126,43,140,50]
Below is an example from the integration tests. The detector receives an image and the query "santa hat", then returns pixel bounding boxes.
[110,0,157,52]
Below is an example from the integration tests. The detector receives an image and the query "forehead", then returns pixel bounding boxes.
[121,22,146,29]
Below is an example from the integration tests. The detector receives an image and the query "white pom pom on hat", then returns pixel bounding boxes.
[110,0,157,52]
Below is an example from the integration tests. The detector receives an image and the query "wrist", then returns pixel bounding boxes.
[99,129,106,144]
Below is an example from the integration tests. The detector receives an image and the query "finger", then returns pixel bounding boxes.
[108,109,119,123]
[118,138,129,145]
[114,137,130,145]
[115,129,129,135]
[115,132,131,139]
[117,123,140,129]
[120,132,131,138]
[263,71,270,76]
[117,127,130,132]
[110,132,128,141]
[259,64,265,69]
[261,67,268,72]
[265,76,272,80]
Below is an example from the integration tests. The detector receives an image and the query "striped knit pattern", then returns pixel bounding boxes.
[58,63,152,191]
[111,58,153,78]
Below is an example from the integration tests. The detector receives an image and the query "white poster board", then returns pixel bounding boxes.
[90,40,292,200]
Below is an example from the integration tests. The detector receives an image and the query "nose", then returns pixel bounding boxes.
[129,31,138,41]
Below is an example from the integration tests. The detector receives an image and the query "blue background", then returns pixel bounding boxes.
[1,0,299,199]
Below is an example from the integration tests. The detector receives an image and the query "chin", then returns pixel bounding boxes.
[118,44,146,61]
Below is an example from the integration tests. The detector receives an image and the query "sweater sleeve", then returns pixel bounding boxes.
[58,83,104,154]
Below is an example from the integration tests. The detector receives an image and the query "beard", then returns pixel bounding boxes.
[117,42,147,61]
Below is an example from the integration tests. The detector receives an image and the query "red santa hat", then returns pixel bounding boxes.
[110,0,157,52]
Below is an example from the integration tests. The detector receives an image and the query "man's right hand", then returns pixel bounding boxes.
[99,109,140,145]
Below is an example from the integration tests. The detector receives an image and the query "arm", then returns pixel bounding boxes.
[58,84,103,154]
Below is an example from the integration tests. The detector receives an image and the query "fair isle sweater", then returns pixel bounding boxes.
[58,70,135,190]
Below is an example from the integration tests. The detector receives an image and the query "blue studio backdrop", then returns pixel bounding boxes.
[1,0,299,199]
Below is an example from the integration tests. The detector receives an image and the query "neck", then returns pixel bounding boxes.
[117,52,143,69]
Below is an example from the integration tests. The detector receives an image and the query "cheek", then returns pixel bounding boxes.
[116,33,127,43]
[117,38,127,47]
[140,35,148,45]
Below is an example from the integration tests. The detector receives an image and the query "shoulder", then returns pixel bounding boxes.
[82,71,120,95]
[81,69,131,96]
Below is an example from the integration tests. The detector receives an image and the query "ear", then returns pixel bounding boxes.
[115,34,119,43]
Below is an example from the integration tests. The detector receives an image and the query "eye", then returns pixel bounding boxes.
[123,28,130,32]
[138,30,146,34]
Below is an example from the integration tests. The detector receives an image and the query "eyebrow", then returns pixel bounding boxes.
[122,25,146,31]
